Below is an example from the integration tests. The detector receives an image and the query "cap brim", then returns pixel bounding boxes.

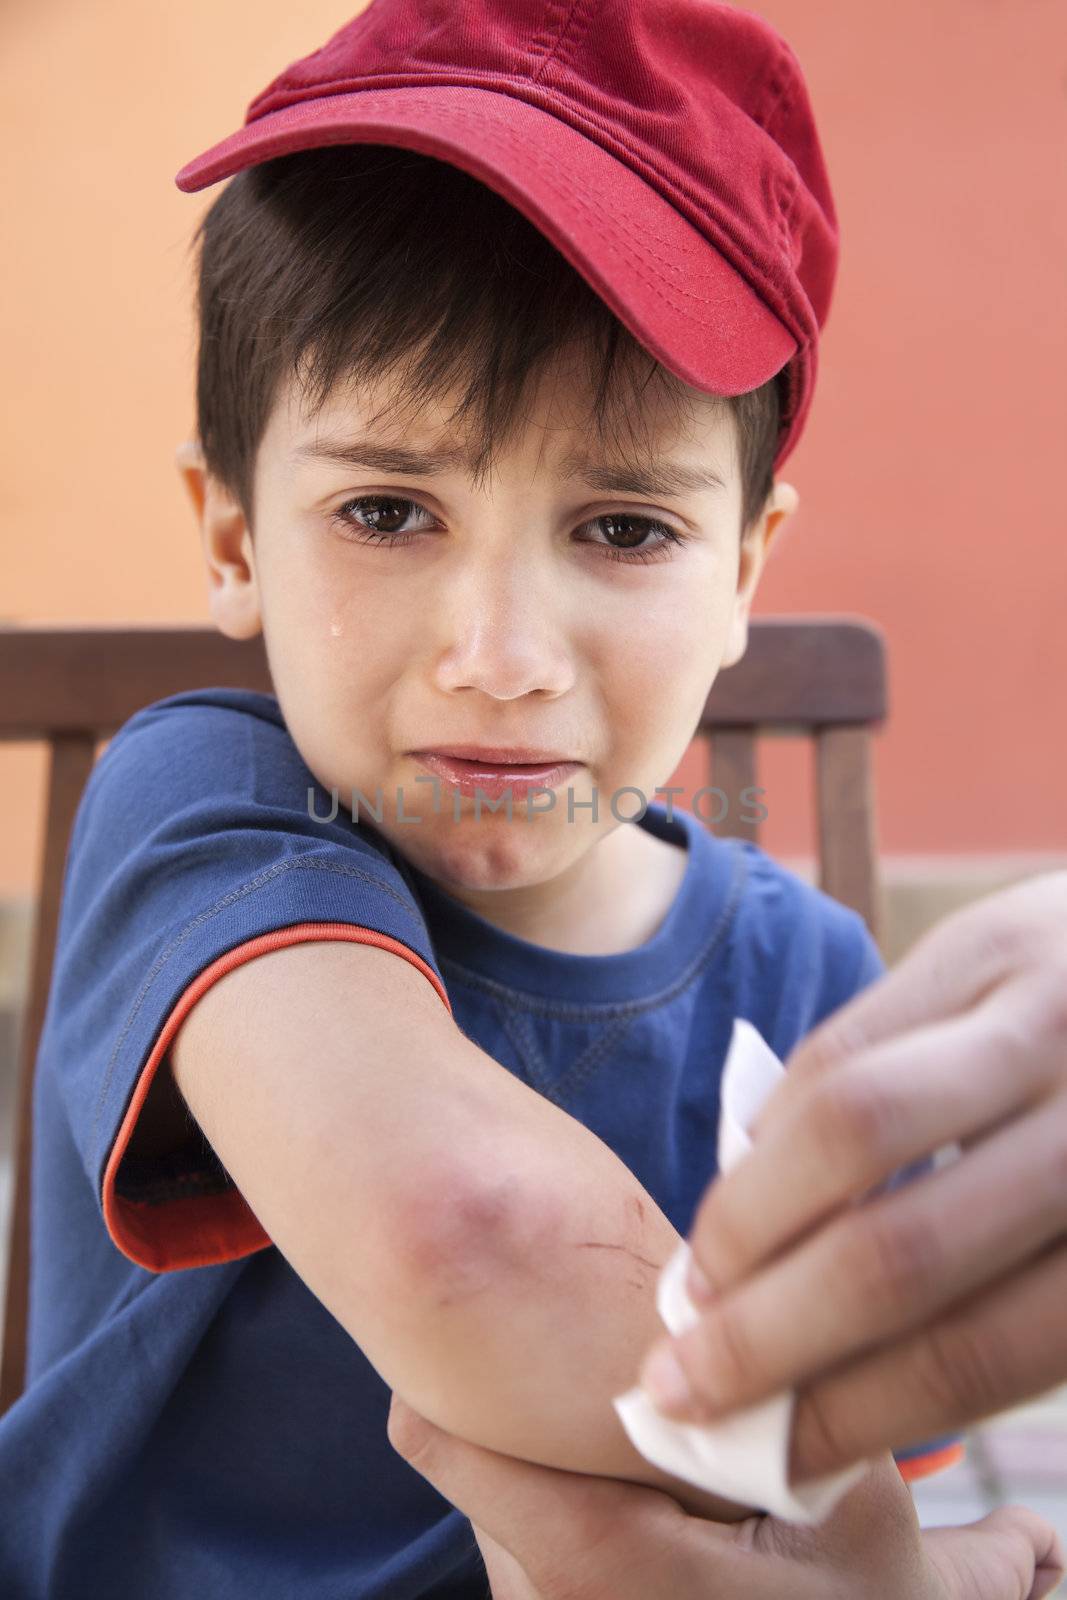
[176,84,805,466]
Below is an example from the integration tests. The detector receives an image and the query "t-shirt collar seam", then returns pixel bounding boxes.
[429,838,749,1016]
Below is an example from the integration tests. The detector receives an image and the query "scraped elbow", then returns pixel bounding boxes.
[398,1162,543,1304]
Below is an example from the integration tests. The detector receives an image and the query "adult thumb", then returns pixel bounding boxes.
[385,1394,678,1586]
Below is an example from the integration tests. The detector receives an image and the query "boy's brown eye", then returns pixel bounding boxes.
[354,499,406,533]
[336,496,422,536]
[330,496,430,543]
[597,513,657,549]
[329,494,687,565]
[579,514,686,564]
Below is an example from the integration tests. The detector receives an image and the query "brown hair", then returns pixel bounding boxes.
[188,143,783,538]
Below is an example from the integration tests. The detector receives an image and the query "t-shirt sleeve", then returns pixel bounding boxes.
[811,902,886,1022]
[38,688,451,1276]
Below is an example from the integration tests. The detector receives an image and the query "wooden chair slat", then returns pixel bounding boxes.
[700,617,887,727]
[709,729,760,845]
[0,627,272,737]
[815,724,884,943]
[1,734,98,1414]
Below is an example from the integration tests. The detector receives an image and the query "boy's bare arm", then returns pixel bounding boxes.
[167,938,749,1522]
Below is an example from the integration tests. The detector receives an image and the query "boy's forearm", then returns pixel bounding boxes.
[390,1078,752,1523]
[169,939,742,1517]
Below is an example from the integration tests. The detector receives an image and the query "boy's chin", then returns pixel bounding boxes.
[395,817,594,892]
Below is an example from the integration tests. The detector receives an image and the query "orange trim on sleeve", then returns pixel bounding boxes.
[896,1442,967,1482]
[102,922,452,1274]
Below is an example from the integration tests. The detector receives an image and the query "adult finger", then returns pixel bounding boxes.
[754,871,1066,1139]
[685,978,1057,1301]
[785,1236,1067,1482]
[659,1092,1067,1419]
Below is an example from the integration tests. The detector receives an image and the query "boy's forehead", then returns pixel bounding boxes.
[267,357,738,487]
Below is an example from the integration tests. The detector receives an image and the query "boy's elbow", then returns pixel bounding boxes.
[397,1159,552,1305]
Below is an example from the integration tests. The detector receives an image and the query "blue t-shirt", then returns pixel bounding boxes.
[0,688,961,1595]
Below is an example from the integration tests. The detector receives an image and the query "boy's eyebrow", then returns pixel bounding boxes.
[290,437,728,497]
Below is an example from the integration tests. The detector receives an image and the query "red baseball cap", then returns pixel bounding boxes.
[175,0,839,471]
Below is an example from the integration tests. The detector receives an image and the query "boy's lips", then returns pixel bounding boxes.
[410,749,584,799]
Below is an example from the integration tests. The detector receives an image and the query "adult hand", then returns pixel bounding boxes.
[638,870,1067,1482]
[387,1395,1065,1599]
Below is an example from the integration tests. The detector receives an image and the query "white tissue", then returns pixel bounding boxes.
[611,1016,870,1524]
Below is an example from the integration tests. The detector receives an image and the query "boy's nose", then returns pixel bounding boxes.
[429,556,575,702]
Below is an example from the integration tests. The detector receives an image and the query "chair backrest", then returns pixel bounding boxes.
[0,616,888,1416]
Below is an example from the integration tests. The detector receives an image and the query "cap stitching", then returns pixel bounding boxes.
[774,174,799,275]
[529,0,590,87]
[749,44,798,138]
[524,0,577,82]
[533,0,599,84]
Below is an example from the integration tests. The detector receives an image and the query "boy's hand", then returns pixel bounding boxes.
[388,1395,1065,1599]
[644,870,1067,1477]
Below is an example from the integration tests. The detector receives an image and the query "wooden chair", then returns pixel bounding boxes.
[0,616,888,1417]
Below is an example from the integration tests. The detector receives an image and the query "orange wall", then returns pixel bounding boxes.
[2,0,1064,897]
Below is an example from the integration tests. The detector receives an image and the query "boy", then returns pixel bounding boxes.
[2,1,1056,1595]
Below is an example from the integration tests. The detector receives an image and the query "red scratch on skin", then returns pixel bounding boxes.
[575,1240,659,1273]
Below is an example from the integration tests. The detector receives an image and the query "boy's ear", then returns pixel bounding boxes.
[721,480,799,670]
[174,439,263,641]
